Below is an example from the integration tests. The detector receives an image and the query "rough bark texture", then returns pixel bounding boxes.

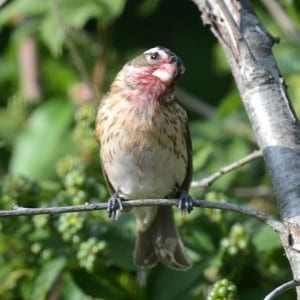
[192,0,300,296]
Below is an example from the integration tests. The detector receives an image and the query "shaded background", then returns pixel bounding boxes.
[0,0,300,299]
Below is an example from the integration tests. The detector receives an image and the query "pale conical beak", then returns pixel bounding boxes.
[152,57,185,84]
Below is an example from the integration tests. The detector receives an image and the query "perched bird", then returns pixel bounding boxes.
[95,46,193,270]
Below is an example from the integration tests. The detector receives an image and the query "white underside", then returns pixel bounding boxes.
[104,146,185,199]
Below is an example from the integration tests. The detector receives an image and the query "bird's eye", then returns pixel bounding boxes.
[150,52,160,60]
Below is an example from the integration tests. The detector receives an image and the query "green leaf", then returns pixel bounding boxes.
[148,262,206,300]
[71,269,127,299]
[136,0,162,17]
[0,0,47,27]
[217,90,242,116]
[31,257,66,300]
[98,0,126,26]
[40,15,65,56]
[193,143,213,171]
[9,99,74,180]
[213,137,249,190]
[252,226,281,252]
[192,230,215,253]
[0,265,32,294]
[103,223,136,270]
[61,273,90,300]
[40,0,103,55]
[42,58,77,94]
[59,0,103,28]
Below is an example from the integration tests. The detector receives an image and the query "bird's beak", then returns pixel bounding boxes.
[152,56,185,84]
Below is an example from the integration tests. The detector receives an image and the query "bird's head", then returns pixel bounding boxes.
[113,46,185,101]
[138,46,185,84]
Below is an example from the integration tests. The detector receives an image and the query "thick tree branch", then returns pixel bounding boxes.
[191,149,262,188]
[0,199,284,233]
[191,0,300,295]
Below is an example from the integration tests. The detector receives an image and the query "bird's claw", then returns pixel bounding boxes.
[178,190,193,215]
[107,193,124,219]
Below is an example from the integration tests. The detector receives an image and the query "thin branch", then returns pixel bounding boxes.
[0,199,284,233]
[175,87,215,119]
[18,35,42,102]
[0,0,7,7]
[232,185,274,199]
[191,150,263,188]
[261,0,300,45]
[49,0,97,103]
[264,279,300,300]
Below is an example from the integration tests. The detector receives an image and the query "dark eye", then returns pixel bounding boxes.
[150,52,160,60]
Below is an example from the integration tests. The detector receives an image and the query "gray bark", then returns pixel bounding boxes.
[191,0,300,297]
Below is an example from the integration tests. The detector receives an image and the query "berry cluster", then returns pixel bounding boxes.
[1,175,41,208]
[73,103,98,158]
[221,224,249,256]
[77,237,106,271]
[207,279,238,300]
[56,156,104,206]
[204,192,226,222]
[55,155,107,271]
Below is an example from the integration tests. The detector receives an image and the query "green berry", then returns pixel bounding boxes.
[58,213,84,242]
[208,279,238,300]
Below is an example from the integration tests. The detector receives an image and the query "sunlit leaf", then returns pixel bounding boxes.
[9,99,74,180]
[71,269,127,298]
[31,257,66,299]
[252,226,282,252]
[0,0,47,26]
[98,0,126,26]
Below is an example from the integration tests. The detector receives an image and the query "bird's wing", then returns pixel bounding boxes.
[181,122,193,192]
[100,161,115,196]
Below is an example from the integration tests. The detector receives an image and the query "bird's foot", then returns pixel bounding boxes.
[107,192,125,220]
[178,189,193,216]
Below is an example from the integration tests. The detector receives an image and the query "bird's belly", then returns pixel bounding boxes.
[103,145,186,199]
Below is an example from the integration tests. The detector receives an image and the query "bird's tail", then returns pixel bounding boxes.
[134,206,192,270]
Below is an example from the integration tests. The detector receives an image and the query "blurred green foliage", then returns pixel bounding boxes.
[0,0,299,299]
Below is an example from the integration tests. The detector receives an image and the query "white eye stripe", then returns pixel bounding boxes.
[144,47,169,60]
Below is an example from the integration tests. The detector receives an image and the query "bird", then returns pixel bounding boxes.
[95,46,193,270]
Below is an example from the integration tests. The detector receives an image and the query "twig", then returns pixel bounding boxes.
[191,150,263,188]
[264,279,300,300]
[260,0,300,45]
[175,87,215,119]
[0,199,284,233]
[0,0,7,7]
[18,35,41,102]
[49,0,97,103]
[232,185,274,199]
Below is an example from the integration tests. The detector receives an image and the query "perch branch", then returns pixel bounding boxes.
[0,199,284,233]
[191,150,263,188]
[264,279,300,300]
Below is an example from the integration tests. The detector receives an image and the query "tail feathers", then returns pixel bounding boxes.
[134,206,192,270]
